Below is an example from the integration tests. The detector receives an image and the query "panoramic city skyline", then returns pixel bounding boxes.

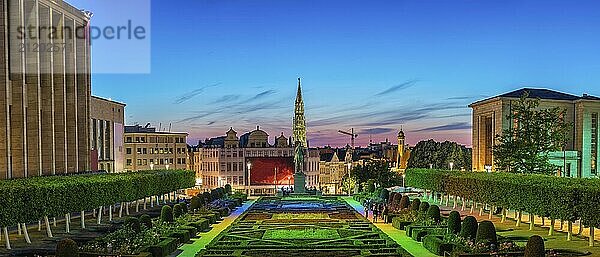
[70,0,600,147]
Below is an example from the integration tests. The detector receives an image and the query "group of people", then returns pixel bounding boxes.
[362,199,389,223]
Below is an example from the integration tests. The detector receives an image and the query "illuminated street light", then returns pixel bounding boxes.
[150,163,154,170]
[402,174,406,188]
[247,162,252,196]
[449,162,454,171]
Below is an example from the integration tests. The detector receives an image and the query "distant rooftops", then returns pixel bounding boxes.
[125,124,187,135]
[470,88,600,107]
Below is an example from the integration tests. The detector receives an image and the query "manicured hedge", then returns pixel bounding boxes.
[0,170,195,227]
[405,168,600,226]
[423,235,454,256]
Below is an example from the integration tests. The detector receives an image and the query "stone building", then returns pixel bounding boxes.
[90,96,126,172]
[123,124,188,171]
[1,0,91,178]
[189,126,320,193]
[319,150,349,194]
[470,88,600,177]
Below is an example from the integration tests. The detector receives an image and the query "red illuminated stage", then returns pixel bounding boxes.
[247,157,294,186]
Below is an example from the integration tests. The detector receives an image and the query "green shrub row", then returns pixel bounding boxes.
[405,168,600,226]
[0,170,195,226]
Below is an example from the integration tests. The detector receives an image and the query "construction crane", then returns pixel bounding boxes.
[338,128,358,148]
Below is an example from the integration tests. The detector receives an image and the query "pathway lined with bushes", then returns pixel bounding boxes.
[177,199,256,257]
[342,197,436,257]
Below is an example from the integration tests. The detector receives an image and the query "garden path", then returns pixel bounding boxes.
[176,199,256,257]
[342,197,437,257]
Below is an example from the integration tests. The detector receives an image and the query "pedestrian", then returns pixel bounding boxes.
[382,204,389,223]
[373,204,379,223]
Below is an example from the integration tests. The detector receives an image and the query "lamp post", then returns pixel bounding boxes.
[449,162,454,171]
[402,174,406,188]
[347,163,353,196]
[150,163,154,170]
[274,167,278,195]
[166,164,170,170]
[429,163,433,169]
[246,162,252,196]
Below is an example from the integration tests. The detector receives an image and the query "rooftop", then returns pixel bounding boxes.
[470,88,600,106]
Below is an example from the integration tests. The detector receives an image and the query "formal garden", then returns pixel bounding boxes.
[352,168,600,257]
[0,170,247,257]
[197,196,411,257]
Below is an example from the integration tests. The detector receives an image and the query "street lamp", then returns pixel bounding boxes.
[166,164,170,170]
[150,163,154,170]
[347,163,353,196]
[274,167,278,195]
[402,174,406,188]
[429,163,433,169]
[449,162,454,171]
[246,162,252,196]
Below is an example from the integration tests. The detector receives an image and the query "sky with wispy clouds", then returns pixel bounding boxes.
[70,0,600,147]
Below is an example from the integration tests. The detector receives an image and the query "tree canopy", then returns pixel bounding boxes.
[493,92,571,174]
[350,160,401,188]
[407,139,471,170]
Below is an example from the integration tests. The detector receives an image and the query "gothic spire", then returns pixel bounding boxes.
[293,78,307,147]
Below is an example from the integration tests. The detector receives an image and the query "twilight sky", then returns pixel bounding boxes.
[69,0,600,147]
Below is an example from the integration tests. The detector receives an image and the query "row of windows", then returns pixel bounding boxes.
[592,112,598,175]
[126,147,187,155]
[125,158,186,166]
[125,136,186,144]
[201,150,295,158]
[202,175,246,187]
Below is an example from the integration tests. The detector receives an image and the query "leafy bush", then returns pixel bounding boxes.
[173,204,184,218]
[181,202,188,213]
[399,196,411,210]
[426,205,441,223]
[0,170,195,227]
[419,201,430,214]
[379,188,390,202]
[475,221,497,245]
[190,196,202,211]
[460,216,478,240]
[447,211,461,234]
[56,238,78,257]
[410,198,421,211]
[124,217,141,233]
[392,193,403,210]
[524,235,545,257]
[224,184,232,195]
[140,214,152,228]
[388,192,398,205]
[423,235,454,255]
[202,192,211,204]
[366,179,376,193]
[81,227,160,255]
[161,205,174,223]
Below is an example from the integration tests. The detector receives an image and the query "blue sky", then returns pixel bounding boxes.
[68,0,600,147]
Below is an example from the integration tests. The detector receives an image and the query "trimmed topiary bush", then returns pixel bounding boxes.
[419,201,430,213]
[224,184,232,195]
[399,196,411,210]
[190,196,202,211]
[388,192,398,205]
[392,193,403,210]
[173,204,184,218]
[460,216,478,240]
[366,179,376,193]
[475,220,497,245]
[161,205,174,222]
[140,214,152,228]
[124,216,141,233]
[447,211,461,234]
[410,198,421,212]
[423,235,454,255]
[56,238,79,257]
[379,188,390,202]
[180,202,188,213]
[524,235,545,257]
[203,192,212,203]
[426,205,441,223]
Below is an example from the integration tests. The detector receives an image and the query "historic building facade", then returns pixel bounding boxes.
[189,126,320,193]
[90,96,126,172]
[1,0,91,178]
[123,124,188,171]
[470,88,600,177]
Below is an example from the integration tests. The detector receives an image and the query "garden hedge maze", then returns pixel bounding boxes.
[198,197,410,257]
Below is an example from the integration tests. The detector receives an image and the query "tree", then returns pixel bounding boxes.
[351,160,401,188]
[408,140,471,170]
[493,92,571,174]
